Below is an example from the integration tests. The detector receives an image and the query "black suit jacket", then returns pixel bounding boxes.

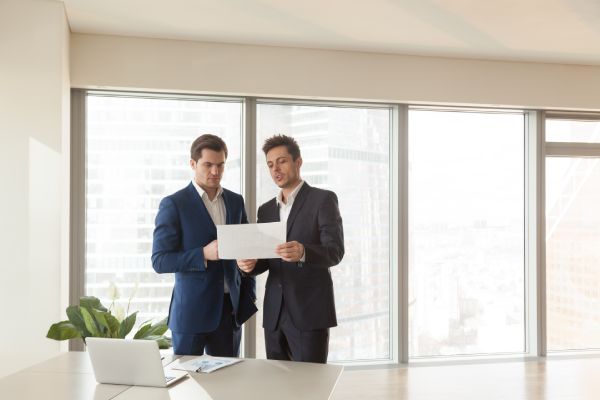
[253,183,344,331]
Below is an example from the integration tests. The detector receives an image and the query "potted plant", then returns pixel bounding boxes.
[47,289,171,349]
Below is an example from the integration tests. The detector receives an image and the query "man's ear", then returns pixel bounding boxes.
[296,157,303,169]
[190,159,196,170]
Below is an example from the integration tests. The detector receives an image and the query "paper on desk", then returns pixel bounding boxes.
[171,356,242,373]
[217,222,285,259]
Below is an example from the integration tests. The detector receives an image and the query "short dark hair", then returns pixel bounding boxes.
[262,134,301,160]
[190,134,228,161]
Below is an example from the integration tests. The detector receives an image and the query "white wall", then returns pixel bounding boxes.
[71,33,600,111]
[0,0,70,378]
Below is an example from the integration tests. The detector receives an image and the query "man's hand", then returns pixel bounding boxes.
[276,241,304,262]
[203,240,219,261]
[237,259,257,273]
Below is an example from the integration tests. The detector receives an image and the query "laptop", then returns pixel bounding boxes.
[86,338,188,387]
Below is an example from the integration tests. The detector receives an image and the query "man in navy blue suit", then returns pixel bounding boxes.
[152,134,257,356]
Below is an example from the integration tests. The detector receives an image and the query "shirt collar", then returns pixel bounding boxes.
[192,179,223,202]
[276,180,304,207]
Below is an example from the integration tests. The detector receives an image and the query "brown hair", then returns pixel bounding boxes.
[190,134,228,161]
[262,134,301,160]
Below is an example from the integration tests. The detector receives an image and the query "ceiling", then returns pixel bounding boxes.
[59,0,600,65]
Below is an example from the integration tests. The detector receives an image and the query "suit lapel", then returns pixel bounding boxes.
[286,182,310,236]
[185,182,217,236]
[222,189,232,225]
[262,198,280,223]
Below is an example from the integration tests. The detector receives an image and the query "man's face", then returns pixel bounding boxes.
[190,149,226,191]
[266,145,302,189]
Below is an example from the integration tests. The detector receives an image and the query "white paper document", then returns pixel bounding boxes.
[217,222,285,259]
[171,356,242,373]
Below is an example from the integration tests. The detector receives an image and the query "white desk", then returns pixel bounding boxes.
[0,352,343,400]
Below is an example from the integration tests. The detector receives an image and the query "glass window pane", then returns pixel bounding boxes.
[255,103,391,362]
[546,119,600,143]
[546,157,600,351]
[409,109,525,357]
[85,94,242,328]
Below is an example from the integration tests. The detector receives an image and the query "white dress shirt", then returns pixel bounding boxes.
[276,180,306,262]
[192,180,229,293]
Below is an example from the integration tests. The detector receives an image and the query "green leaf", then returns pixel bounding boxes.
[80,307,100,336]
[104,313,121,338]
[91,310,110,337]
[134,318,168,339]
[133,323,152,339]
[145,317,169,337]
[142,335,172,349]
[66,305,90,337]
[80,296,108,312]
[137,318,153,328]
[118,311,137,338]
[46,321,81,341]
[156,337,172,349]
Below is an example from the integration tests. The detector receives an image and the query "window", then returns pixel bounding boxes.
[408,109,526,357]
[546,119,600,143]
[78,90,569,364]
[254,102,393,362]
[546,117,600,351]
[85,93,242,326]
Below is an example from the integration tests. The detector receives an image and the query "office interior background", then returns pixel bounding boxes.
[2,0,600,382]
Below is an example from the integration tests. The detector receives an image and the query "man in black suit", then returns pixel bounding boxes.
[238,134,344,364]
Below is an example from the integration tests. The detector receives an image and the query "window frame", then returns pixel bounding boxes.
[71,89,553,365]
[252,99,399,364]
[405,106,536,360]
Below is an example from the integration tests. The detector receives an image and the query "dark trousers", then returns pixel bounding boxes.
[172,294,241,356]
[264,298,329,364]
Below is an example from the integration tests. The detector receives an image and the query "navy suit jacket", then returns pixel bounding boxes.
[152,182,257,334]
[253,183,344,331]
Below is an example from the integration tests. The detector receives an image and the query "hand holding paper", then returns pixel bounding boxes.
[237,259,257,273]
[203,239,219,261]
[276,241,305,262]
